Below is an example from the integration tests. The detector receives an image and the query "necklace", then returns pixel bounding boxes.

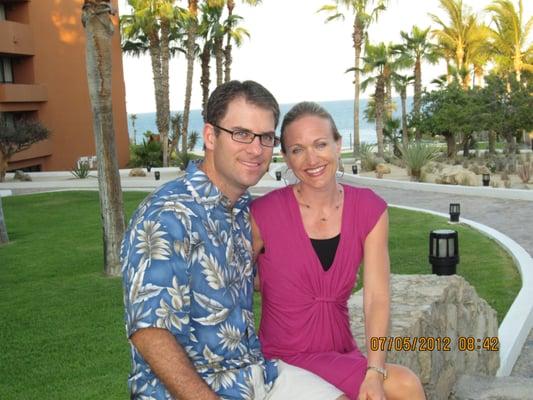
[296,185,343,222]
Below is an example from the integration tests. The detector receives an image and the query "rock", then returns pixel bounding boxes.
[375,163,391,175]
[349,275,499,400]
[436,165,478,186]
[13,170,32,181]
[129,168,147,177]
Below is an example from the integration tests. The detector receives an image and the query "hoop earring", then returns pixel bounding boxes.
[282,166,299,186]
[336,156,345,179]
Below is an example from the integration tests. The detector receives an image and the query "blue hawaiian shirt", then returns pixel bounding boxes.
[121,161,278,400]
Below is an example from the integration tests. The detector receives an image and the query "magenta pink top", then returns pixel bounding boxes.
[251,184,387,399]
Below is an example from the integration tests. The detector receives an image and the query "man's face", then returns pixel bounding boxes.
[204,97,276,200]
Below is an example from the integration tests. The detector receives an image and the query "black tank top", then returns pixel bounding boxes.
[310,234,340,271]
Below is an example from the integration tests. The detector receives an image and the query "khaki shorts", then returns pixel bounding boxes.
[251,360,344,400]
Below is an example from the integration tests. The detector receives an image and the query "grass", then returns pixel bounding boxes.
[0,191,520,399]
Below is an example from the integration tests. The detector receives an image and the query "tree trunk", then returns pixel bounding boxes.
[224,0,235,83]
[445,133,456,159]
[352,17,363,157]
[159,18,171,166]
[414,57,422,141]
[375,77,385,158]
[223,42,232,83]
[82,0,126,277]
[214,34,224,86]
[462,134,472,158]
[400,89,408,147]
[200,43,211,121]
[182,1,198,154]
[0,151,7,182]
[0,196,8,244]
[488,131,496,155]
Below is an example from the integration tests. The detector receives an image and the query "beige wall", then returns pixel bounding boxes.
[2,0,129,171]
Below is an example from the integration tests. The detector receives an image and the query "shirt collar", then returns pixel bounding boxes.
[186,160,251,212]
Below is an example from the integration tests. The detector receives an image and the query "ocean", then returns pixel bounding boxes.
[127,97,411,151]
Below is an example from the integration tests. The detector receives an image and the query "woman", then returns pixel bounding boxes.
[251,102,425,400]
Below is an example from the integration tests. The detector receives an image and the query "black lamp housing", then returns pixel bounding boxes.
[449,203,460,223]
[429,229,459,275]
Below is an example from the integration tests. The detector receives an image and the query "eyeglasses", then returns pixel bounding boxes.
[211,123,280,148]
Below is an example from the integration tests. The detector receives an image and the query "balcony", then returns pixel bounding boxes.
[0,20,34,55]
[0,83,47,103]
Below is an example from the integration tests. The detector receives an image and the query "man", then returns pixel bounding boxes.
[121,80,347,399]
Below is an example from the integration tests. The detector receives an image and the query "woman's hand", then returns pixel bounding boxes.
[357,372,386,400]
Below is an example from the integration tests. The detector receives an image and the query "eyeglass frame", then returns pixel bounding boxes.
[210,123,280,148]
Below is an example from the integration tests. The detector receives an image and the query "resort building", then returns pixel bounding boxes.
[0,0,129,172]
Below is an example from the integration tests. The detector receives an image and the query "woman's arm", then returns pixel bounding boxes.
[251,216,264,291]
[359,210,391,399]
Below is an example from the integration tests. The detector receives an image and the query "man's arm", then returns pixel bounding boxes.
[131,327,219,400]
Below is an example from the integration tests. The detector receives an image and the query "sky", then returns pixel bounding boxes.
[118,0,533,114]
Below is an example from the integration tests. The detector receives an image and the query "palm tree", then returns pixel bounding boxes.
[198,2,223,116]
[486,0,533,82]
[394,26,438,128]
[319,0,388,157]
[121,0,183,166]
[391,73,414,146]
[181,0,202,155]
[82,0,126,276]
[430,0,491,89]
[130,113,138,144]
[223,0,260,83]
[361,42,400,158]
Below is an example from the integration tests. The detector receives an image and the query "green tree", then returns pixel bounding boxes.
[478,74,533,154]
[130,113,138,144]
[223,0,259,83]
[415,82,480,158]
[393,26,438,130]
[391,73,414,146]
[82,0,126,276]
[198,2,223,117]
[121,0,184,166]
[0,117,50,182]
[430,0,491,89]
[486,0,533,82]
[319,0,388,157]
[361,42,404,158]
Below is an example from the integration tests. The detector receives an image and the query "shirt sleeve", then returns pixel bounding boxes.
[122,208,192,341]
[360,189,388,240]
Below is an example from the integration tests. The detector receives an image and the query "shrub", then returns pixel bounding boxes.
[71,161,90,179]
[398,142,440,182]
[129,139,162,168]
[359,142,378,172]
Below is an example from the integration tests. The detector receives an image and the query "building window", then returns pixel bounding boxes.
[0,57,14,83]
[0,112,15,128]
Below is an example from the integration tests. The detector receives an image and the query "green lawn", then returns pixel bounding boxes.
[0,191,520,399]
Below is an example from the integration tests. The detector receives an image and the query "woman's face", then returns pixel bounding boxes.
[282,115,341,189]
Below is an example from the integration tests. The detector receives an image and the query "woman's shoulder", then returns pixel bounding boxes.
[343,184,387,206]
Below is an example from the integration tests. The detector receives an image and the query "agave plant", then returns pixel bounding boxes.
[359,142,378,172]
[398,142,440,181]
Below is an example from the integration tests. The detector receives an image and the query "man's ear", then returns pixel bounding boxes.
[204,123,216,151]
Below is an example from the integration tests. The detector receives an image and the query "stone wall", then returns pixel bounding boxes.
[349,274,499,400]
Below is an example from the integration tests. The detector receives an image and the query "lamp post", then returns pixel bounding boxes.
[482,173,490,187]
[154,171,160,181]
[275,171,282,181]
[352,164,358,174]
[429,229,459,275]
[449,203,460,223]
